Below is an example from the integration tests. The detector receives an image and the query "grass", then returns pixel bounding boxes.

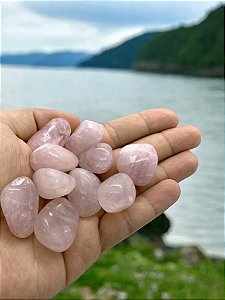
[53,237,224,299]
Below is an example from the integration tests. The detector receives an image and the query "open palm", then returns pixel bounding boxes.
[0,108,201,299]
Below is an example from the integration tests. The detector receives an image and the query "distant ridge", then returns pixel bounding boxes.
[79,32,158,69]
[1,5,223,77]
[80,5,224,77]
[1,51,92,67]
[134,5,224,77]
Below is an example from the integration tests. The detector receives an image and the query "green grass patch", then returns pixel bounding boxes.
[53,237,224,299]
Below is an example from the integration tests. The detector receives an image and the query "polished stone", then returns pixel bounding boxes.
[34,197,79,252]
[78,143,113,174]
[28,118,71,151]
[33,168,76,199]
[65,120,103,155]
[117,144,158,186]
[68,168,101,217]
[98,173,136,213]
[30,143,79,172]
[0,176,39,238]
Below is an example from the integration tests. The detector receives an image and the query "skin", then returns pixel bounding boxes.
[0,108,201,299]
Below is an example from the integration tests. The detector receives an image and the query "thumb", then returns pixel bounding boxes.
[0,108,80,141]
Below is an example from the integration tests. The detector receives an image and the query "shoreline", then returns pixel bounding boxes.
[2,63,224,79]
[132,61,224,78]
[133,234,225,262]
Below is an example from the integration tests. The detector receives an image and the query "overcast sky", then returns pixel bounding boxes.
[1,1,223,54]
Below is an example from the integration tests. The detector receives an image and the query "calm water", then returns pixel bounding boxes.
[1,66,224,257]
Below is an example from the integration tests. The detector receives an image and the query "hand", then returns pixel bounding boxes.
[0,108,201,299]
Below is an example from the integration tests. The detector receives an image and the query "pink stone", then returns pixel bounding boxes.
[98,173,136,213]
[68,168,101,217]
[0,176,39,238]
[78,143,113,174]
[65,120,103,155]
[30,143,79,172]
[116,144,158,186]
[27,118,71,151]
[33,168,76,199]
[34,197,79,252]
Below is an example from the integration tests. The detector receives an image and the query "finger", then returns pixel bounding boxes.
[99,125,201,181]
[158,150,199,183]
[99,179,181,252]
[136,125,202,161]
[103,108,179,149]
[137,151,198,194]
[0,109,80,141]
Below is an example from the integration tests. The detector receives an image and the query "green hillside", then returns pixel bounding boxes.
[79,32,158,69]
[134,5,224,76]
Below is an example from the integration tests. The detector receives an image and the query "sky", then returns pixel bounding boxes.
[1,1,223,54]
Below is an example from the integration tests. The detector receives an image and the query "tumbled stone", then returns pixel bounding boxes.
[27,118,71,151]
[78,143,113,174]
[117,144,158,186]
[34,198,79,252]
[98,173,136,213]
[68,168,101,217]
[30,143,79,172]
[65,120,103,155]
[0,176,39,238]
[33,168,75,199]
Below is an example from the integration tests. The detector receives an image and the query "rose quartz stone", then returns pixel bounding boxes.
[68,168,101,217]
[0,176,39,238]
[27,118,71,151]
[117,144,158,186]
[30,143,79,172]
[98,173,136,213]
[33,168,76,199]
[34,198,79,252]
[65,120,103,155]
[78,143,113,174]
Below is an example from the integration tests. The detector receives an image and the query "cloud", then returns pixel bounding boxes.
[2,1,223,53]
[22,1,221,28]
[2,1,143,53]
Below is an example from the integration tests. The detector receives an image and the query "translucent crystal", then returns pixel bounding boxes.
[27,118,71,151]
[68,168,101,217]
[65,120,103,155]
[117,144,158,186]
[98,173,136,213]
[33,168,76,199]
[30,143,79,172]
[34,198,79,252]
[78,143,113,174]
[0,176,39,238]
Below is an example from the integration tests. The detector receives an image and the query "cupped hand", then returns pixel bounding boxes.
[0,108,201,299]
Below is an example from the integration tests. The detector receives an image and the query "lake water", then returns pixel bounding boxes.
[1,66,224,258]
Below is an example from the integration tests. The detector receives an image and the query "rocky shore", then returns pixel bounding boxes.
[54,230,224,300]
[133,61,224,78]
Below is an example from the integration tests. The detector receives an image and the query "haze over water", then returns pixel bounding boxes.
[2,66,224,258]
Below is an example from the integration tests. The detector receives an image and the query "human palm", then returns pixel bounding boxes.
[0,108,201,299]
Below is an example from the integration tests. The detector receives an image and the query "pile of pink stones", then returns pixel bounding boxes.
[0,118,158,253]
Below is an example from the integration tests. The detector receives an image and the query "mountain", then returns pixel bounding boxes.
[134,5,224,77]
[80,5,224,77]
[2,6,223,76]
[79,32,158,69]
[1,51,91,67]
